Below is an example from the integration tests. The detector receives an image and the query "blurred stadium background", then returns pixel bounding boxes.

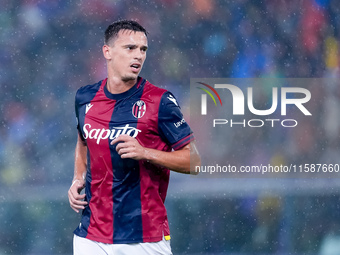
[1,0,340,254]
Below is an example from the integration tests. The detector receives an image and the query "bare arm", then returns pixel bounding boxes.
[111,134,201,174]
[68,134,88,213]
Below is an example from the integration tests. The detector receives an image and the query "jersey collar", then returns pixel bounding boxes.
[103,77,144,100]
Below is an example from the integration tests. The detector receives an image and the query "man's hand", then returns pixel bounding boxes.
[111,135,200,174]
[111,134,146,160]
[68,179,87,213]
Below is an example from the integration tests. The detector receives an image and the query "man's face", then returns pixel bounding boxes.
[105,30,148,82]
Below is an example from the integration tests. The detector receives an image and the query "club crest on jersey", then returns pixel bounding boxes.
[132,100,146,118]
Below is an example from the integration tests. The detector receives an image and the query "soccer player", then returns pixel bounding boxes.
[67,20,200,255]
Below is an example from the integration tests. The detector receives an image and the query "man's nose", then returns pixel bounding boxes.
[135,50,144,60]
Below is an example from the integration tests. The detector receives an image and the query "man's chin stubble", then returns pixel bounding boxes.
[121,75,137,82]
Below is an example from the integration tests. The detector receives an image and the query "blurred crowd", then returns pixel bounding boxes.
[1,0,340,254]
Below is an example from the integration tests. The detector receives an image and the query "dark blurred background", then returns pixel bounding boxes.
[1,0,340,254]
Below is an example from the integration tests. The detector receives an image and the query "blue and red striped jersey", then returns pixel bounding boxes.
[73,77,194,244]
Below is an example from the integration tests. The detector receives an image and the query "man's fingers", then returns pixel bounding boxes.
[117,149,131,156]
[72,193,86,202]
[71,203,86,213]
[68,187,88,214]
[69,199,87,213]
[69,193,87,205]
[69,186,86,199]
[110,135,144,160]
[116,142,136,153]
[110,134,133,145]
[120,152,136,159]
[115,141,128,151]
[69,195,87,205]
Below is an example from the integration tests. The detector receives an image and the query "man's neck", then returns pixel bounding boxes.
[106,77,137,94]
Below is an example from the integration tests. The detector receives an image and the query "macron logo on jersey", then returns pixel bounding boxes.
[167,94,178,106]
[85,103,93,114]
[83,123,142,144]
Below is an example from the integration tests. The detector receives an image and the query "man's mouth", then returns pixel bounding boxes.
[130,63,141,72]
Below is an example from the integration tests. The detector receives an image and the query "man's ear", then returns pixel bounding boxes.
[102,45,112,60]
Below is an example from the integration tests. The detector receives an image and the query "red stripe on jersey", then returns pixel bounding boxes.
[84,79,116,243]
[136,78,143,88]
[172,133,195,150]
[136,81,171,242]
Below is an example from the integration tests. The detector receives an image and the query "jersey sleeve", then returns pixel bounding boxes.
[158,91,194,150]
[75,89,85,141]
